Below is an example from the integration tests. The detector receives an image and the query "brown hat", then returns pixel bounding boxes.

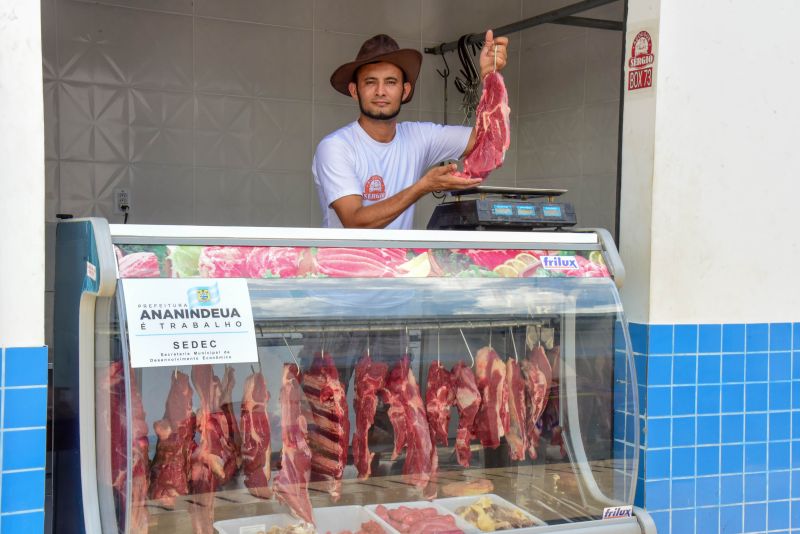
[330,34,422,103]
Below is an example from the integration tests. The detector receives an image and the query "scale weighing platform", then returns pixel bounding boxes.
[426,186,577,230]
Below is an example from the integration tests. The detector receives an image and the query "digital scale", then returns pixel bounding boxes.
[426,186,577,231]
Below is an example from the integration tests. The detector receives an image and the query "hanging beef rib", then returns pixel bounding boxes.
[521,345,553,460]
[241,368,272,499]
[455,72,511,179]
[425,361,455,446]
[474,347,509,449]
[505,359,527,461]
[353,354,388,479]
[452,361,480,468]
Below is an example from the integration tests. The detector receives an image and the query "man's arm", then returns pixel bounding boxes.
[460,29,509,158]
[332,163,482,229]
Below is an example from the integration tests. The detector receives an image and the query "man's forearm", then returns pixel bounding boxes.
[340,181,428,229]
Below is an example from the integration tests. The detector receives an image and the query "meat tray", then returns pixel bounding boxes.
[365,501,477,534]
[213,506,395,534]
[435,494,546,533]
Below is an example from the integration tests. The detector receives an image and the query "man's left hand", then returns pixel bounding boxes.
[479,29,509,80]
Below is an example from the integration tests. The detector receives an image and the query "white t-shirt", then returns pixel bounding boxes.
[312,121,471,229]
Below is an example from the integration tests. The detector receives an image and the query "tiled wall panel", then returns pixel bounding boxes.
[0,346,48,534]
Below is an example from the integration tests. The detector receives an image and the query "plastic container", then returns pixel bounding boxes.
[214,506,396,534]
[365,501,475,534]
[435,494,546,533]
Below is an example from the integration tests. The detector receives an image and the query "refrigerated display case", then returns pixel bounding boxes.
[53,218,654,534]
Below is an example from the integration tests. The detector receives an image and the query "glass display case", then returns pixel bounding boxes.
[53,219,654,534]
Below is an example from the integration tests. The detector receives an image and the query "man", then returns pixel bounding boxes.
[313,30,509,229]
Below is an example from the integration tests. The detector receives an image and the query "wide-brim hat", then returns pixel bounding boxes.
[330,34,422,103]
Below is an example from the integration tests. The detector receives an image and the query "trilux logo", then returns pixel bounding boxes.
[602,505,633,519]
[541,255,578,270]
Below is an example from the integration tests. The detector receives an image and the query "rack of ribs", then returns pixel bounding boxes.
[452,361,480,467]
[505,358,528,461]
[241,368,272,499]
[149,370,196,508]
[273,364,315,524]
[220,366,242,480]
[474,347,509,449]
[521,345,553,460]
[381,355,434,490]
[352,354,388,479]
[301,352,350,500]
[425,361,455,447]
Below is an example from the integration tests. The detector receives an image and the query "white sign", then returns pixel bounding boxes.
[121,278,258,368]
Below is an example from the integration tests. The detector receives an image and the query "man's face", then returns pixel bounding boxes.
[349,62,411,121]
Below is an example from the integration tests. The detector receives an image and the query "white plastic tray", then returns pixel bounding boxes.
[366,500,475,534]
[214,505,395,534]
[435,494,546,532]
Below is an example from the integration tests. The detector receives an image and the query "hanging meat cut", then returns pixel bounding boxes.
[352,354,388,479]
[241,368,272,499]
[150,370,196,509]
[273,364,315,524]
[505,359,527,461]
[452,361,480,468]
[454,71,511,179]
[425,361,455,446]
[189,365,239,534]
[474,347,509,449]
[301,352,350,500]
[520,345,553,460]
[380,356,435,489]
[219,366,242,482]
[104,361,150,534]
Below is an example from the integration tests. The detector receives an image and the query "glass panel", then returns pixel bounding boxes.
[104,276,637,533]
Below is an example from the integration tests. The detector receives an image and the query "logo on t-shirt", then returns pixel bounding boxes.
[363,175,386,201]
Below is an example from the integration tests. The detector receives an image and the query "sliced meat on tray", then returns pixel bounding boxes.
[301,351,350,500]
[149,370,196,508]
[381,356,435,490]
[241,368,272,499]
[353,354,388,479]
[374,505,464,534]
[454,71,511,180]
[452,361,480,468]
[474,347,509,449]
[520,345,553,460]
[273,364,315,524]
[505,358,528,461]
[425,361,455,447]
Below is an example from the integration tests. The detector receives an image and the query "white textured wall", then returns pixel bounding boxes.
[648,1,800,323]
[0,1,45,347]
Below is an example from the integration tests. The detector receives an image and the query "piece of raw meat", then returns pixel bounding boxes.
[505,359,527,461]
[301,352,350,500]
[273,364,315,524]
[220,366,242,480]
[149,370,196,508]
[241,368,272,499]
[425,361,455,447]
[454,71,510,179]
[452,361,480,468]
[473,347,509,449]
[352,354,388,478]
[374,505,465,534]
[380,356,435,489]
[189,365,239,534]
[103,361,150,534]
[520,345,553,460]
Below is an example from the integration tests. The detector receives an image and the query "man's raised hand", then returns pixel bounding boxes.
[479,29,509,80]
[419,164,483,195]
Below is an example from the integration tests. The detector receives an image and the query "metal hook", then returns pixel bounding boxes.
[510,327,519,363]
[282,335,300,372]
[437,324,441,365]
[489,327,492,349]
[366,326,371,358]
[459,328,475,368]
[405,325,409,356]
[436,50,451,124]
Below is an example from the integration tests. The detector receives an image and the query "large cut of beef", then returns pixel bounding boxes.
[352,354,388,479]
[452,361,481,468]
[301,352,350,500]
[380,356,435,489]
[149,370,196,509]
[105,361,150,534]
[520,345,553,460]
[474,347,509,449]
[425,361,455,446]
[241,368,272,499]
[189,365,239,534]
[454,72,511,179]
[273,364,315,524]
[220,366,243,479]
[505,359,528,461]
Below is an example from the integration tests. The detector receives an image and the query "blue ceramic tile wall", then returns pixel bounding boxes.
[628,323,800,534]
[0,346,48,534]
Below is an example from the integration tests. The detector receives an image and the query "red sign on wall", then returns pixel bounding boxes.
[627,30,655,91]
